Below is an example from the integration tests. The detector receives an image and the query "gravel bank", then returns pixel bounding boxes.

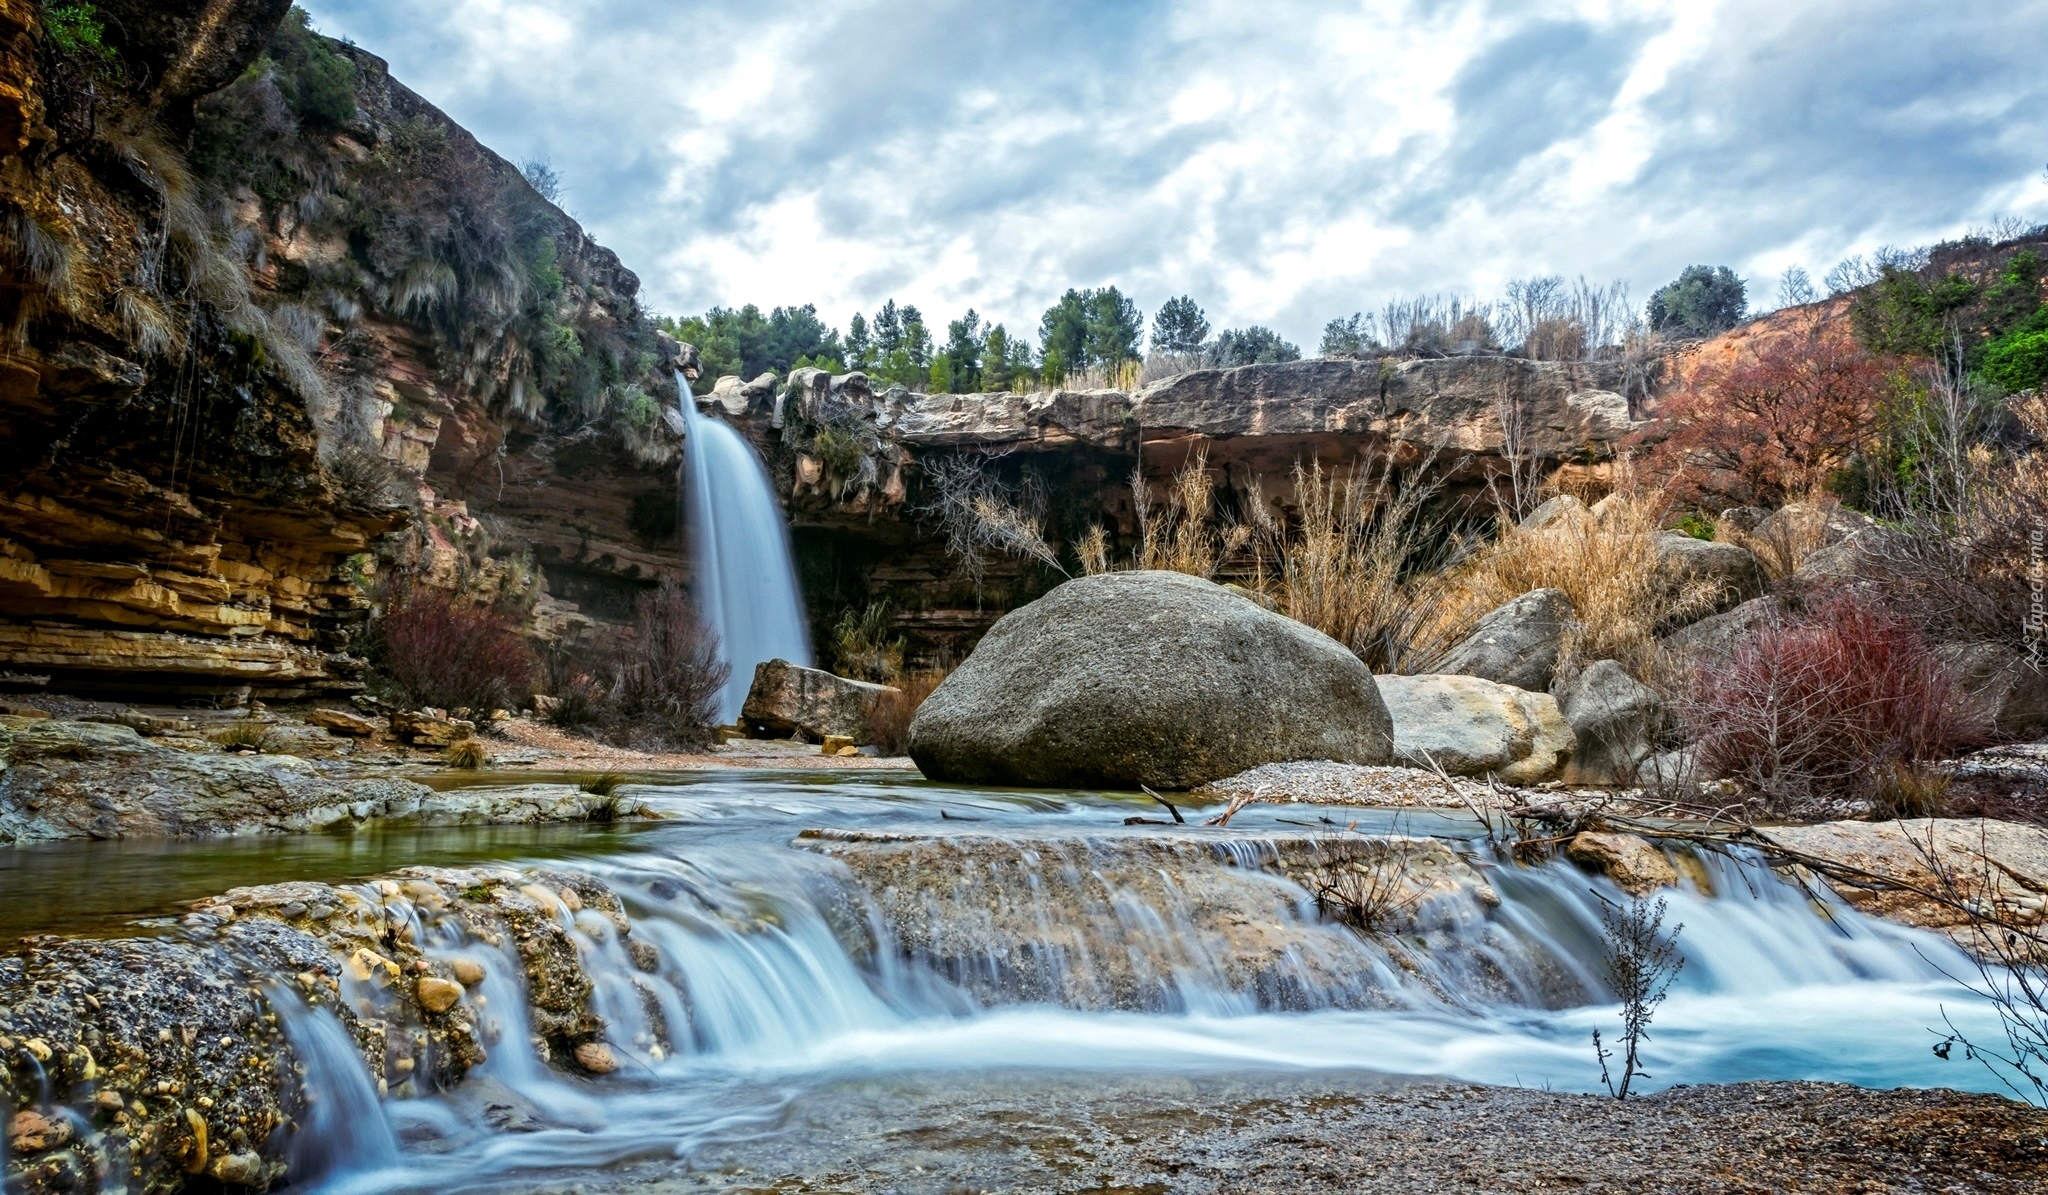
[531,1074,2048,1195]
[1199,760,1487,807]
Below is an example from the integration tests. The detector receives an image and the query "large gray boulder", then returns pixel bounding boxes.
[741,659,901,743]
[1659,595,1783,667]
[1374,673,1574,785]
[1939,644,2048,742]
[907,571,1393,789]
[1435,588,1574,691]
[1559,660,1665,786]
[1654,532,1766,623]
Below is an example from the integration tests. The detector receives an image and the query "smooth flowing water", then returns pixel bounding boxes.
[676,372,812,721]
[20,774,2014,1194]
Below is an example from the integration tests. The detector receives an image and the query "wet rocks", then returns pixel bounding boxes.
[1565,831,1677,894]
[1434,588,1574,692]
[741,660,901,744]
[1761,818,2048,939]
[799,826,1505,1011]
[0,719,649,842]
[0,924,321,1195]
[909,571,1393,790]
[415,976,465,1013]
[1374,674,1573,785]
[573,1041,620,1074]
[0,864,659,1194]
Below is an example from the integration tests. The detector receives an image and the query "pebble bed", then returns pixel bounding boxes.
[1198,760,1492,808]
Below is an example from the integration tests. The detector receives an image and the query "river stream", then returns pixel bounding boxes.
[5,770,2014,1193]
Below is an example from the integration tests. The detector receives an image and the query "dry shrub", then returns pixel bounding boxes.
[377,585,536,713]
[869,666,949,757]
[1274,457,1457,672]
[445,739,488,769]
[1685,590,1983,815]
[1426,476,1715,680]
[608,579,729,750]
[1641,310,1892,506]
[1134,449,1254,579]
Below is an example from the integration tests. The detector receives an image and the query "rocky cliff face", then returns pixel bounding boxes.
[0,0,684,697]
[716,355,1644,659]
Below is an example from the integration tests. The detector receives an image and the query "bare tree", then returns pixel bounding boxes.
[1592,893,1685,1099]
[916,450,1065,590]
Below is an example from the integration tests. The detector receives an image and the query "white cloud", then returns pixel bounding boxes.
[304,0,2048,348]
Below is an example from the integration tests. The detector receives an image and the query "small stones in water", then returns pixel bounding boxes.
[416,977,465,1013]
[96,1090,124,1112]
[211,1151,265,1186]
[627,939,660,973]
[572,1041,619,1074]
[451,957,487,987]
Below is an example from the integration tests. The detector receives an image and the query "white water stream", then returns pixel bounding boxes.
[676,372,812,722]
[271,776,2018,1195]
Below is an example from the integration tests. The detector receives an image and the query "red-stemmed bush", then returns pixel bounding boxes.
[376,585,535,714]
[610,579,728,749]
[1687,590,1983,814]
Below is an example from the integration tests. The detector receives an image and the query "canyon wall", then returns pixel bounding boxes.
[718,355,1647,660]
[0,0,685,697]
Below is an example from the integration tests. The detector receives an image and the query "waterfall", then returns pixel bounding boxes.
[676,370,813,722]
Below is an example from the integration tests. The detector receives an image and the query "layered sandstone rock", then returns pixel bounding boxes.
[0,2,683,698]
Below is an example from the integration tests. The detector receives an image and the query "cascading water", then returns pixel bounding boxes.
[675,371,812,722]
[221,777,2024,1195]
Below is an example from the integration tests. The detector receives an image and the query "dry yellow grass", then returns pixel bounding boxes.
[1086,450,1712,683]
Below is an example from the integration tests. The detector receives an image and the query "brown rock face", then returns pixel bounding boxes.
[736,355,1648,662]
[741,659,900,743]
[0,4,685,697]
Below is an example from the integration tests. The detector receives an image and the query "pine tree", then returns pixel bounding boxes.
[846,312,872,369]
[984,324,1012,390]
[945,310,985,391]
[874,300,904,354]
[1151,295,1211,355]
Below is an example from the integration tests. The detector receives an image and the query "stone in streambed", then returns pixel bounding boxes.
[1566,831,1677,894]
[743,660,900,744]
[573,1041,619,1074]
[907,571,1393,790]
[416,976,464,1013]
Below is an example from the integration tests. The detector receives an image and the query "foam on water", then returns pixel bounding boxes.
[272,783,2013,1194]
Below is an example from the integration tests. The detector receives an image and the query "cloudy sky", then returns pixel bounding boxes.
[303,0,2048,350]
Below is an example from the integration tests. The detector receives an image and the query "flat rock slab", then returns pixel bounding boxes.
[797,826,1512,1010]
[0,719,651,842]
[1762,817,2048,934]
